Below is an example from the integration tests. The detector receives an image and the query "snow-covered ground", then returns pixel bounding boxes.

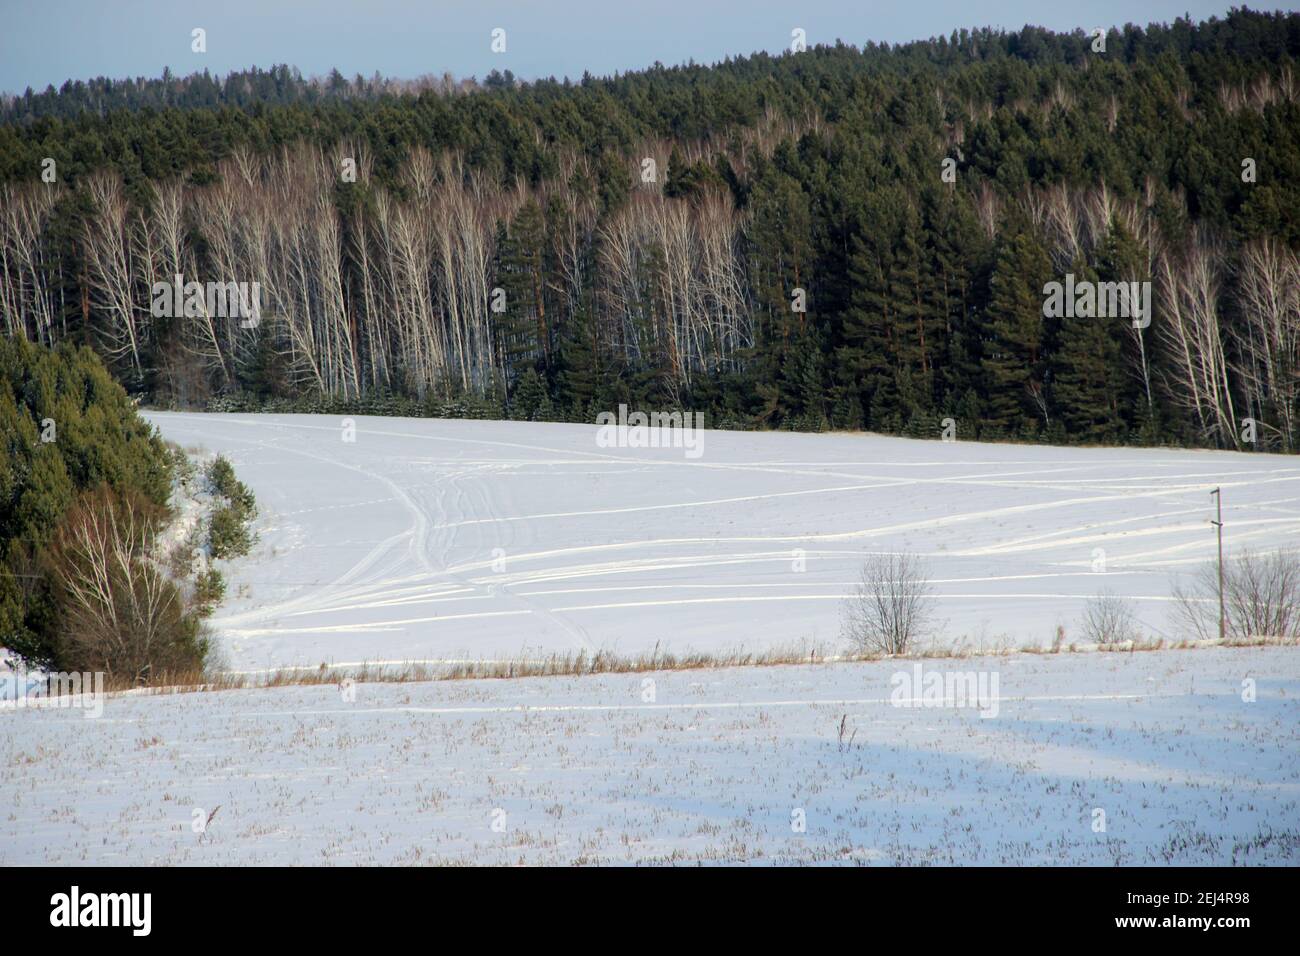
[8,417,1297,865]
[0,669,44,702]
[4,647,1296,865]
[144,413,1300,672]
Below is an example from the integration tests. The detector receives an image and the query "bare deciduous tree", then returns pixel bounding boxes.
[1171,548,1300,641]
[0,182,61,343]
[1155,228,1238,447]
[1231,238,1300,451]
[1081,590,1138,645]
[83,174,145,377]
[840,552,935,654]
[49,488,203,682]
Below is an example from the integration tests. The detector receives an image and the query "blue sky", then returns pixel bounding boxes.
[0,0,1251,95]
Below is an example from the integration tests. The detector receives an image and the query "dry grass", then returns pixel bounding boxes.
[51,632,1295,701]
[105,643,846,696]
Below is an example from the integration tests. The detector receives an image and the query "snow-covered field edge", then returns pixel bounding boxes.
[4,644,1297,865]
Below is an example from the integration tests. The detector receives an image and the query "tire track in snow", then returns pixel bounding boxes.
[146,413,1300,665]
[237,690,1203,720]
[173,416,439,629]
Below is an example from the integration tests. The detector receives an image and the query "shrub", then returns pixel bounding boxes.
[167,441,197,486]
[1081,591,1138,645]
[201,453,257,562]
[208,504,253,559]
[205,455,237,499]
[45,486,208,682]
[206,454,256,517]
[840,553,934,654]
[192,568,225,618]
[1172,549,1300,641]
[0,337,173,667]
[1,341,243,678]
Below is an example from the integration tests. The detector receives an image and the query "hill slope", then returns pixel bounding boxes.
[146,413,1300,671]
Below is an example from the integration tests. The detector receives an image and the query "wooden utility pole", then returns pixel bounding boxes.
[1210,487,1225,642]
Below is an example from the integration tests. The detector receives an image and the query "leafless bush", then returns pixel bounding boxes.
[840,553,934,654]
[1081,591,1138,645]
[1171,548,1300,641]
[48,487,208,682]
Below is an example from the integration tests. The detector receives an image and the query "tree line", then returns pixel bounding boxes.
[1,9,1298,450]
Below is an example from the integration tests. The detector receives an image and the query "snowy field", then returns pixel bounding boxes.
[3,647,1297,865]
[144,413,1300,672]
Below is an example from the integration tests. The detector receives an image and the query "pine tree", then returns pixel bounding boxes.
[1098,221,1152,435]
[839,210,900,431]
[1050,260,1125,442]
[555,298,601,420]
[496,201,550,380]
[509,367,548,421]
[981,226,1052,437]
[887,203,937,421]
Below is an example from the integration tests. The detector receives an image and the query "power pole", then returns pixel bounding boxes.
[1210,487,1225,642]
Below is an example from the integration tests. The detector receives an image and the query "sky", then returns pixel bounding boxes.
[0,0,1256,95]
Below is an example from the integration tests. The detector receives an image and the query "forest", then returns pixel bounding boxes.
[1,8,1298,450]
